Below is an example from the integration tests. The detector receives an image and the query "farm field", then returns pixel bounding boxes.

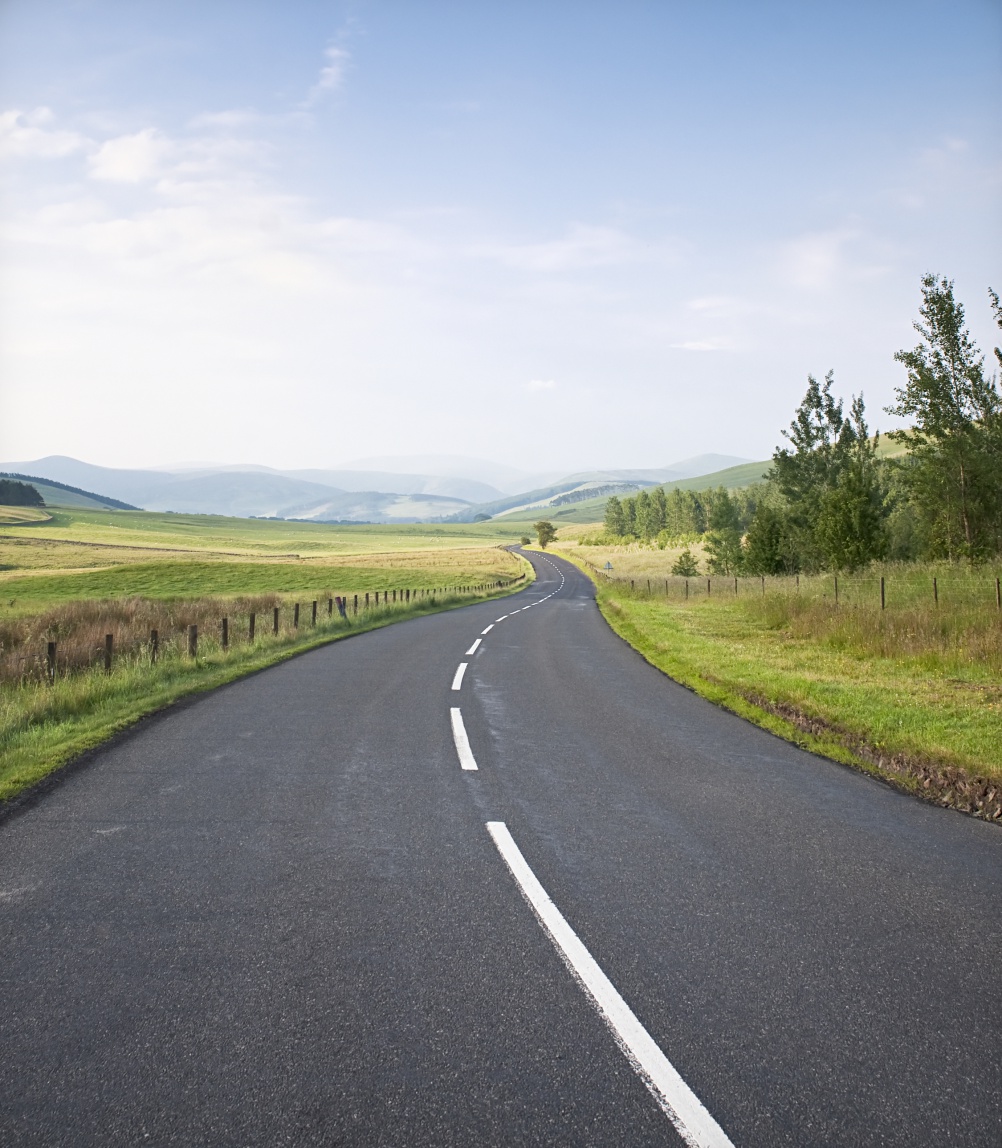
[0,506,531,800]
[552,537,1002,818]
[0,506,526,614]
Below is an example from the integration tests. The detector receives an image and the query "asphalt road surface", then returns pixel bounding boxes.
[2,549,1000,1146]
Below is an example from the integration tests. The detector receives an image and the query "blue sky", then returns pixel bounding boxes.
[1,0,999,473]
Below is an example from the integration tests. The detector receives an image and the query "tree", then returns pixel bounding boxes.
[770,372,887,570]
[519,535,531,546]
[703,488,744,574]
[533,520,557,549]
[664,488,704,536]
[0,479,44,507]
[650,486,668,536]
[634,489,654,539]
[670,547,700,577]
[886,274,1002,560]
[813,396,887,571]
[743,504,787,575]
[603,495,625,536]
[621,496,637,537]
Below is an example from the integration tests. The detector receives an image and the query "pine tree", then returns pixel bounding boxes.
[886,275,1002,560]
[604,495,626,536]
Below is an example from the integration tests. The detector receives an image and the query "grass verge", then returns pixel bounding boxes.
[553,548,1002,823]
[0,576,530,804]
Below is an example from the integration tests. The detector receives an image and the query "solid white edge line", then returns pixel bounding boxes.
[481,624,494,635]
[450,709,478,771]
[485,822,734,1148]
[465,638,482,656]
[451,663,468,690]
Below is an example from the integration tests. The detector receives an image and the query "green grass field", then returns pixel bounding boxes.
[550,540,1002,820]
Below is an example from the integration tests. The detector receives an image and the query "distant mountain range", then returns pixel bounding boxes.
[1,453,755,523]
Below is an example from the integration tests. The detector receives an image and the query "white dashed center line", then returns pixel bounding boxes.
[465,638,482,656]
[450,709,478,771]
[481,624,494,635]
[451,663,468,691]
[487,821,734,1148]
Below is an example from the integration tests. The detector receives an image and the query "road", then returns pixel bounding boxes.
[1,548,1000,1146]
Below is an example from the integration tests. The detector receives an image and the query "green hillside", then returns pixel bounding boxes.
[500,459,772,524]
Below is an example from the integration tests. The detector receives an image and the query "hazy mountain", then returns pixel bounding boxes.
[342,454,565,495]
[2,451,756,523]
[0,457,473,522]
[277,469,504,503]
[663,453,752,478]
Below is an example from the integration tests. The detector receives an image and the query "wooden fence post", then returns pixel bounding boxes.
[249,614,255,641]
[47,641,56,684]
[187,625,198,657]
[328,598,333,616]
[734,577,738,595]
[104,633,113,673]
[311,600,317,626]
[366,592,370,608]
[997,578,1001,610]
[685,579,688,599]
[834,577,838,605]
[294,603,300,628]
[761,576,765,595]
[707,579,711,596]
[273,607,279,635]
[353,594,358,614]
[933,578,938,606]
[150,629,159,664]
[880,576,885,610]
[222,617,228,649]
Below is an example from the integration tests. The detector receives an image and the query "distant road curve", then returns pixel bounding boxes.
[1,548,1000,1145]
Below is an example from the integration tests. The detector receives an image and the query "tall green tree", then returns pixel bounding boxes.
[634,489,654,539]
[770,372,886,570]
[886,275,1002,560]
[703,489,744,574]
[533,520,557,549]
[604,495,626,536]
[813,398,887,570]
[743,504,787,574]
[650,486,668,537]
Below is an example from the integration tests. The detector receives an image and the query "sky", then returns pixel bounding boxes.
[0,0,999,475]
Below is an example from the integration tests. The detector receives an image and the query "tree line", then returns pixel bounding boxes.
[602,275,1002,574]
[0,480,44,507]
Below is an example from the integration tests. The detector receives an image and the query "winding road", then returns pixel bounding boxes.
[2,549,1000,1145]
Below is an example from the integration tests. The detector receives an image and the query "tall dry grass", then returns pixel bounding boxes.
[589,562,1002,676]
[0,594,284,684]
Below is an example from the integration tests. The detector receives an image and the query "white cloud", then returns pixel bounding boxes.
[0,107,87,158]
[305,44,350,105]
[669,340,727,351]
[89,128,170,182]
[779,227,858,290]
[474,224,654,272]
[526,378,557,390]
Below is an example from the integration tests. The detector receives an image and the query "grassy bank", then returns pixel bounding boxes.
[0,580,528,803]
[554,545,1002,821]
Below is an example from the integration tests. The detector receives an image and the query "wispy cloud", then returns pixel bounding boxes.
[525,378,557,391]
[473,224,658,273]
[305,44,351,106]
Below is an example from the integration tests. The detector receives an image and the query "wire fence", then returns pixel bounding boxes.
[587,566,1002,612]
[1,576,526,687]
